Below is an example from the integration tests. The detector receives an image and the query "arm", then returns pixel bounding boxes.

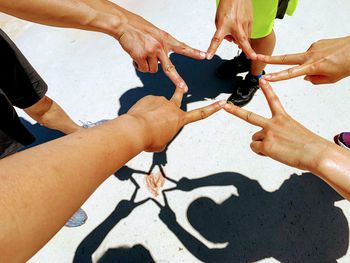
[0,0,125,34]
[0,0,205,91]
[0,88,224,262]
[257,36,350,84]
[224,79,350,200]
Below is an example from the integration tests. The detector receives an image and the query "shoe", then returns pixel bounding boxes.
[227,72,265,107]
[80,119,109,129]
[334,132,350,151]
[215,52,250,80]
[65,208,88,227]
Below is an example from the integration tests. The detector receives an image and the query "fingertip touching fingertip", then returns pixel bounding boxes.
[200,51,207,58]
[218,100,226,108]
[259,78,267,85]
[224,102,234,111]
[206,53,213,60]
[249,53,258,60]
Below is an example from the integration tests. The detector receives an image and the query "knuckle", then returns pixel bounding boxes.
[261,141,271,153]
[212,36,221,43]
[154,42,162,50]
[309,62,319,73]
[265,129,274,138]
[300,52,308,62]
[280,55,287,63]
[200,110,207,120]
[137,54,147,61]
[245,111,253,122]
[162,31,171,40]
[164,63,176,73]
[287,67,295,77]
[271,95,279,104]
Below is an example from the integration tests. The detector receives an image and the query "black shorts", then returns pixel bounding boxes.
[0,29,48,153]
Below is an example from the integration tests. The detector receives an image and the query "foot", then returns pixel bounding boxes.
[334,132,350,151]
[227,72,264,107]
[215,52,250,80]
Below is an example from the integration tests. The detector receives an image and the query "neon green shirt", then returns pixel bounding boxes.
[216,0,299,39]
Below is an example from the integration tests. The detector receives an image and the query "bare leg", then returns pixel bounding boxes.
[250,30,276,76]
[24,96,82,134]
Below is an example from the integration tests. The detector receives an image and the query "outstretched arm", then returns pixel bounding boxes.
[0,88,224,262]
[224,79,350,200]
[0,0,206,91]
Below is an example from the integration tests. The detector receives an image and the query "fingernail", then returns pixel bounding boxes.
[218,100,226,107]
[206,53,213,60]
[200,51,206,58]
[264,74,271,79]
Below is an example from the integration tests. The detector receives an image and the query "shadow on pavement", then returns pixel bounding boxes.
[159,172,348,263]
[74,170,349,262]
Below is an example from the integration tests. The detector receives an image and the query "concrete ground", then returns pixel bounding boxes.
[3,0,350,262]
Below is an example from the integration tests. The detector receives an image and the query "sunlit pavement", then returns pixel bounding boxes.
[3,0,350,262]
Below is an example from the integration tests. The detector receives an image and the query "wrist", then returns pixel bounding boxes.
[107,114,148,154]
[315,143,350,177]
[297,138,333,172]
[87,8,128,39]
[119,114,150,152]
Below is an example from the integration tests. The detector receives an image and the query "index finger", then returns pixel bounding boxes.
[206,29,224,60]
[259,79,286,115]
[236,27,256,60]
[263,63,316,82]
[257,52,306,65]
[183,100,226,125]
[158,51,188,92]
[170,87,184,107]
[224,103,267,127]
[170,37,206,60]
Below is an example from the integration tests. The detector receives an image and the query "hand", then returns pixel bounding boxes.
[116,11,206,92]
[224,79,333,171]
[207,0,256,60]
[258,36,350,84]
[127,88,225,152]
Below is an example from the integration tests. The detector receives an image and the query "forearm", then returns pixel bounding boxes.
[312,143,350,200]
[0,0,127,38]
[0,115,145,261]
